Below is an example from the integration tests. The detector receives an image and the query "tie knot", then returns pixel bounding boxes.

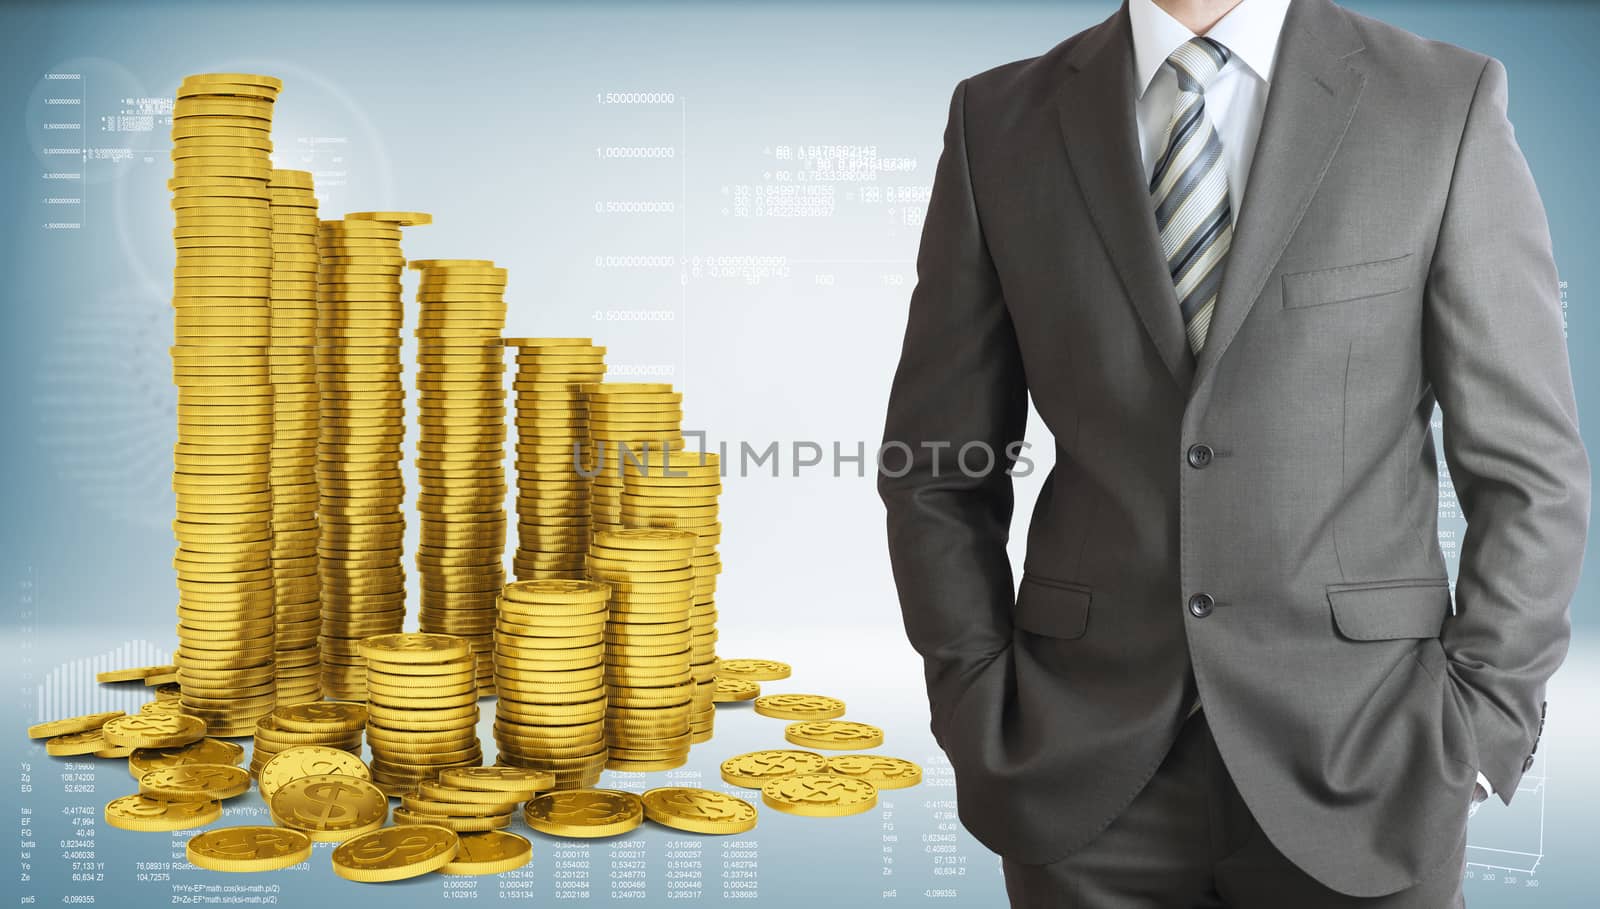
[1168,36,1230,93]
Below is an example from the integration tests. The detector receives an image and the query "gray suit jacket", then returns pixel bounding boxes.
[878,0,1590,897]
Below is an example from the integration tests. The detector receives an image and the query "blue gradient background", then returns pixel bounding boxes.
[1,1,1596,906]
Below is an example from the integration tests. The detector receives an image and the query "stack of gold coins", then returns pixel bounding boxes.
[247,701,367,777]
[412,260,508,697]
[360,633,483,795]
[504,339,606,581]
[315,212,431,700]
[169,72,283,737]
[491,580,611,790]
[266,168,322,705]
[586,529,698,771]
[621,450,723,742]
[585,384,684,535]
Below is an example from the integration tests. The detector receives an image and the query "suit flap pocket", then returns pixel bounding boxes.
[1282,253,1414,309]
[1013,574,1091,640]
[1327,577,1451,640]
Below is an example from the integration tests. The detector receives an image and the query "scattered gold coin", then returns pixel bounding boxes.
[783,720,884,750]
[641,787,758,835]
[45,729,115,757]
[716,659,790,681]
[441,830,532,875]
[101,714,207,749]
[719,749,830,788]
[760,773,878,817]
[97,665,177,684]
[140,763,251,801]
[826,755,924,789]
[105,794,222,831]
[28,711,124,739]
[524,789,643,838]
[753,694,846,720]
[129,738,245,778]
[187,826,311,872]
[711,678,760,702]
[331,824,459,883]
[258,746,370,803]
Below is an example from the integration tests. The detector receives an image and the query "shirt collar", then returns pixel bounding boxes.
[1128,0,1293,99]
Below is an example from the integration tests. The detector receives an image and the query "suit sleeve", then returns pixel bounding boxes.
[1425,56,1592,805]
[878,78,1029,747]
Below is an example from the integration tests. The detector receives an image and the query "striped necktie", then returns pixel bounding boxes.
[1151,36,1233,357]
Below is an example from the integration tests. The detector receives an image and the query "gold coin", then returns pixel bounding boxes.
[128,738,245,777]
[105,793,222,831]
[45,729,115,756]
[711,678,760,702]
[826,755,924,789]
[187,826,311,872]
[140,763,251,801]
[402,792,518,816]
[440,830,531,875]
[753,694,846,720]
[783,721,884,750]
[101,714,207,749]
[437,766,555,794]
[360,632,471,663]
[270,774,388,842]
[392,807,512,832]
[718,749,830,788]
[28,710,124,739]
[640,787,757,834]
[523,788,643,837]
[760,773,877,817]
[416,780,530,806]
[716,658,792,681]
[259,746,371,803]
[331,824,458,883]
[97,665,178,684]
[344,211,433,227]
[272,701,368,733]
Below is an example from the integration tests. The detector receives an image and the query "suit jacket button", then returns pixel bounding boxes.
[1188,593,1215,618]
[1187,443,1214,468]
[1523,754,1536,772]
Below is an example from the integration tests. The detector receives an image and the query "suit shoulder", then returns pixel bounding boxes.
[957,25,1093,125]
[1339,5,1494,98]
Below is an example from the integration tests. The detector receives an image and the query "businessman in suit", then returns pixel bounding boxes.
[878,0,1590,904]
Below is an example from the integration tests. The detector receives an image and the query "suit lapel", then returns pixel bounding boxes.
[1191,0,1367,388]
[1055,3,1196,391]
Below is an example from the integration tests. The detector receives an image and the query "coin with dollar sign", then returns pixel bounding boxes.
[269,773,388,842]
[187,826,312,872]
[332,824,459,883]
[641,787,758,834]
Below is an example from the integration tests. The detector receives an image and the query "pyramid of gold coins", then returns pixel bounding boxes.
[26,72,922,883]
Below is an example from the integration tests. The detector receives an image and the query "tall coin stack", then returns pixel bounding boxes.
[315,212,431,700]
[621,450,723,743]
[586,383,685,535]
[504,338,606,581]
[169,72,283,737]
[586,528,699,771]
[359,633,484,796]
[412,259,509,697]
[492,580,612,789]
[266,169,322,706]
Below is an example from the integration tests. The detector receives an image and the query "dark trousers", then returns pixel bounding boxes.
[1001,708,1466,908]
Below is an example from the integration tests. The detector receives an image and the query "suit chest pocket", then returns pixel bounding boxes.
[1282,253,1414,310]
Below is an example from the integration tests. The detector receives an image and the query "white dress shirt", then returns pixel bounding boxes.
[1125,0,1494,803]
